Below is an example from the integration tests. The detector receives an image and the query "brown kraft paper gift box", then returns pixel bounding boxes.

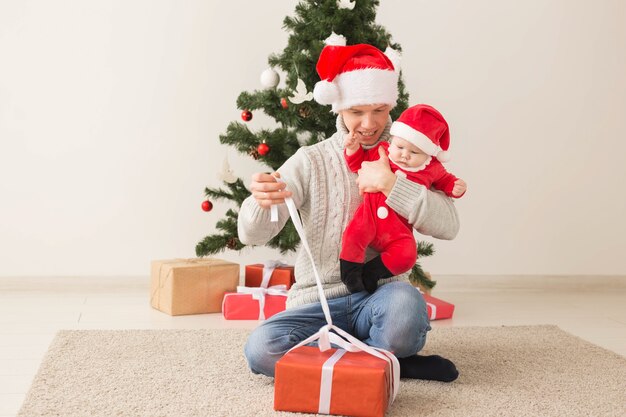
[151,258,239,316]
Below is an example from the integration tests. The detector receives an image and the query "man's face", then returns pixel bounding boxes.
[340,104,391,146]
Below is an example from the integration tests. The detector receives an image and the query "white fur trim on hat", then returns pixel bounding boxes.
[390,121,441,156]
[331,68,399,112]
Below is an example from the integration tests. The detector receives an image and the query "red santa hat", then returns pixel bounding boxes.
[313,34,400,112]
[390,104,452,162]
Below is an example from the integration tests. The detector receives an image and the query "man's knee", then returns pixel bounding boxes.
[244,325,294,377]
[376,282,430,356]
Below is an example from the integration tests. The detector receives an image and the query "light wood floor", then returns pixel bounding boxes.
[1,275,625,417]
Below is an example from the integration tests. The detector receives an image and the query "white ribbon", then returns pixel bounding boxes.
[417,288,437,320]
[261,259,287,288]
[235,285,288,320]
[428,302,437,320]
[271,179,333,326]
[319,349,346,414]
[271,178,400,414]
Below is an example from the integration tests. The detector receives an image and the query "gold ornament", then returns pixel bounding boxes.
[298,106,312,118]
[226,237,238,250]
[248,148,260,160]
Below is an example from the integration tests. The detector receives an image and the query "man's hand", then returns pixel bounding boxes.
[343,132,360,156]
[452,179,467,197]
[249,172,292,209]
[356,146,397,196]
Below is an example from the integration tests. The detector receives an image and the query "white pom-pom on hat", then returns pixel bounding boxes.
[313,80,339,105]
[384,47,402,72]
[436,150,451,163]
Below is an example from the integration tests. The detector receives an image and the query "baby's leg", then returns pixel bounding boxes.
[363,216,416,293]
[339,201,376,293]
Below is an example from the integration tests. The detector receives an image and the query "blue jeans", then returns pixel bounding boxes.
[244,281,431,377]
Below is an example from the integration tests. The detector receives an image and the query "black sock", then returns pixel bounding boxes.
[398,354,459,382]
[339,259,365,293]
[362,256,394,294]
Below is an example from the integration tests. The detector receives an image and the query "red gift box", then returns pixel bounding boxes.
[424,293,455,320]
[222,290,287,320]
[275,346,393,417]
[245,263,295,289]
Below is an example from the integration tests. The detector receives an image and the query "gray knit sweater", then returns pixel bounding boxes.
[237,115,460,308]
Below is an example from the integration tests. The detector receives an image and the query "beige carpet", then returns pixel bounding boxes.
[18,326,626,417]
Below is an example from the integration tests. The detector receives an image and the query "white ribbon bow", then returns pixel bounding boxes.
[271,178,400,414]
[233,259,289,320]
[235,284,288,320]
[261,259,287,288]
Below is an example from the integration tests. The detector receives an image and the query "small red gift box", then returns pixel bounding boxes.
[245,263,295,289]
[424,293,455,320]
[275,346,392,417]
[222,290,287,320]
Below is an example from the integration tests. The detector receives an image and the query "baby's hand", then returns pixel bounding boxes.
[343,132,360,154]
[452,179,467,197]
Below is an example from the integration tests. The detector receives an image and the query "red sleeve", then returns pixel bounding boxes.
[431,162,463,198]
[344,145,365,173]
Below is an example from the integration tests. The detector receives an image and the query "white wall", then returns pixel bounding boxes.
[1,0,625,277]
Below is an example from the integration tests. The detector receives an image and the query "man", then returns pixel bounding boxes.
[238,41,459,382]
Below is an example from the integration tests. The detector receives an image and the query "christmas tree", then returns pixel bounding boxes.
[196,0,436,291]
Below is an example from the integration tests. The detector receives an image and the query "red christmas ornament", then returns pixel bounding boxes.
[241,109,253,122]
[257,142,270,156]
[201,200,213,212]
[280,98,288,109]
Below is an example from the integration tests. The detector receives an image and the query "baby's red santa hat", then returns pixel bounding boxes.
[390,104,452,162]
[313,33,400,113]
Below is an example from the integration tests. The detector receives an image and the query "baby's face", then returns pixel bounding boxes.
[388,136,430,168]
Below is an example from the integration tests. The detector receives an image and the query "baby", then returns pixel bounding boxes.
[340,104,466,293]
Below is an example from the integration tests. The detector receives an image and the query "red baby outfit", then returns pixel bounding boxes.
[340,141,460,275]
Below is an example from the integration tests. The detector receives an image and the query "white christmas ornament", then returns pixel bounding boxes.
[288,78,313,104]
[218,157,237,184]
[260,68,280,89]
[296,131,312,146]
[324,32,347,46]
[337,0,356,10]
